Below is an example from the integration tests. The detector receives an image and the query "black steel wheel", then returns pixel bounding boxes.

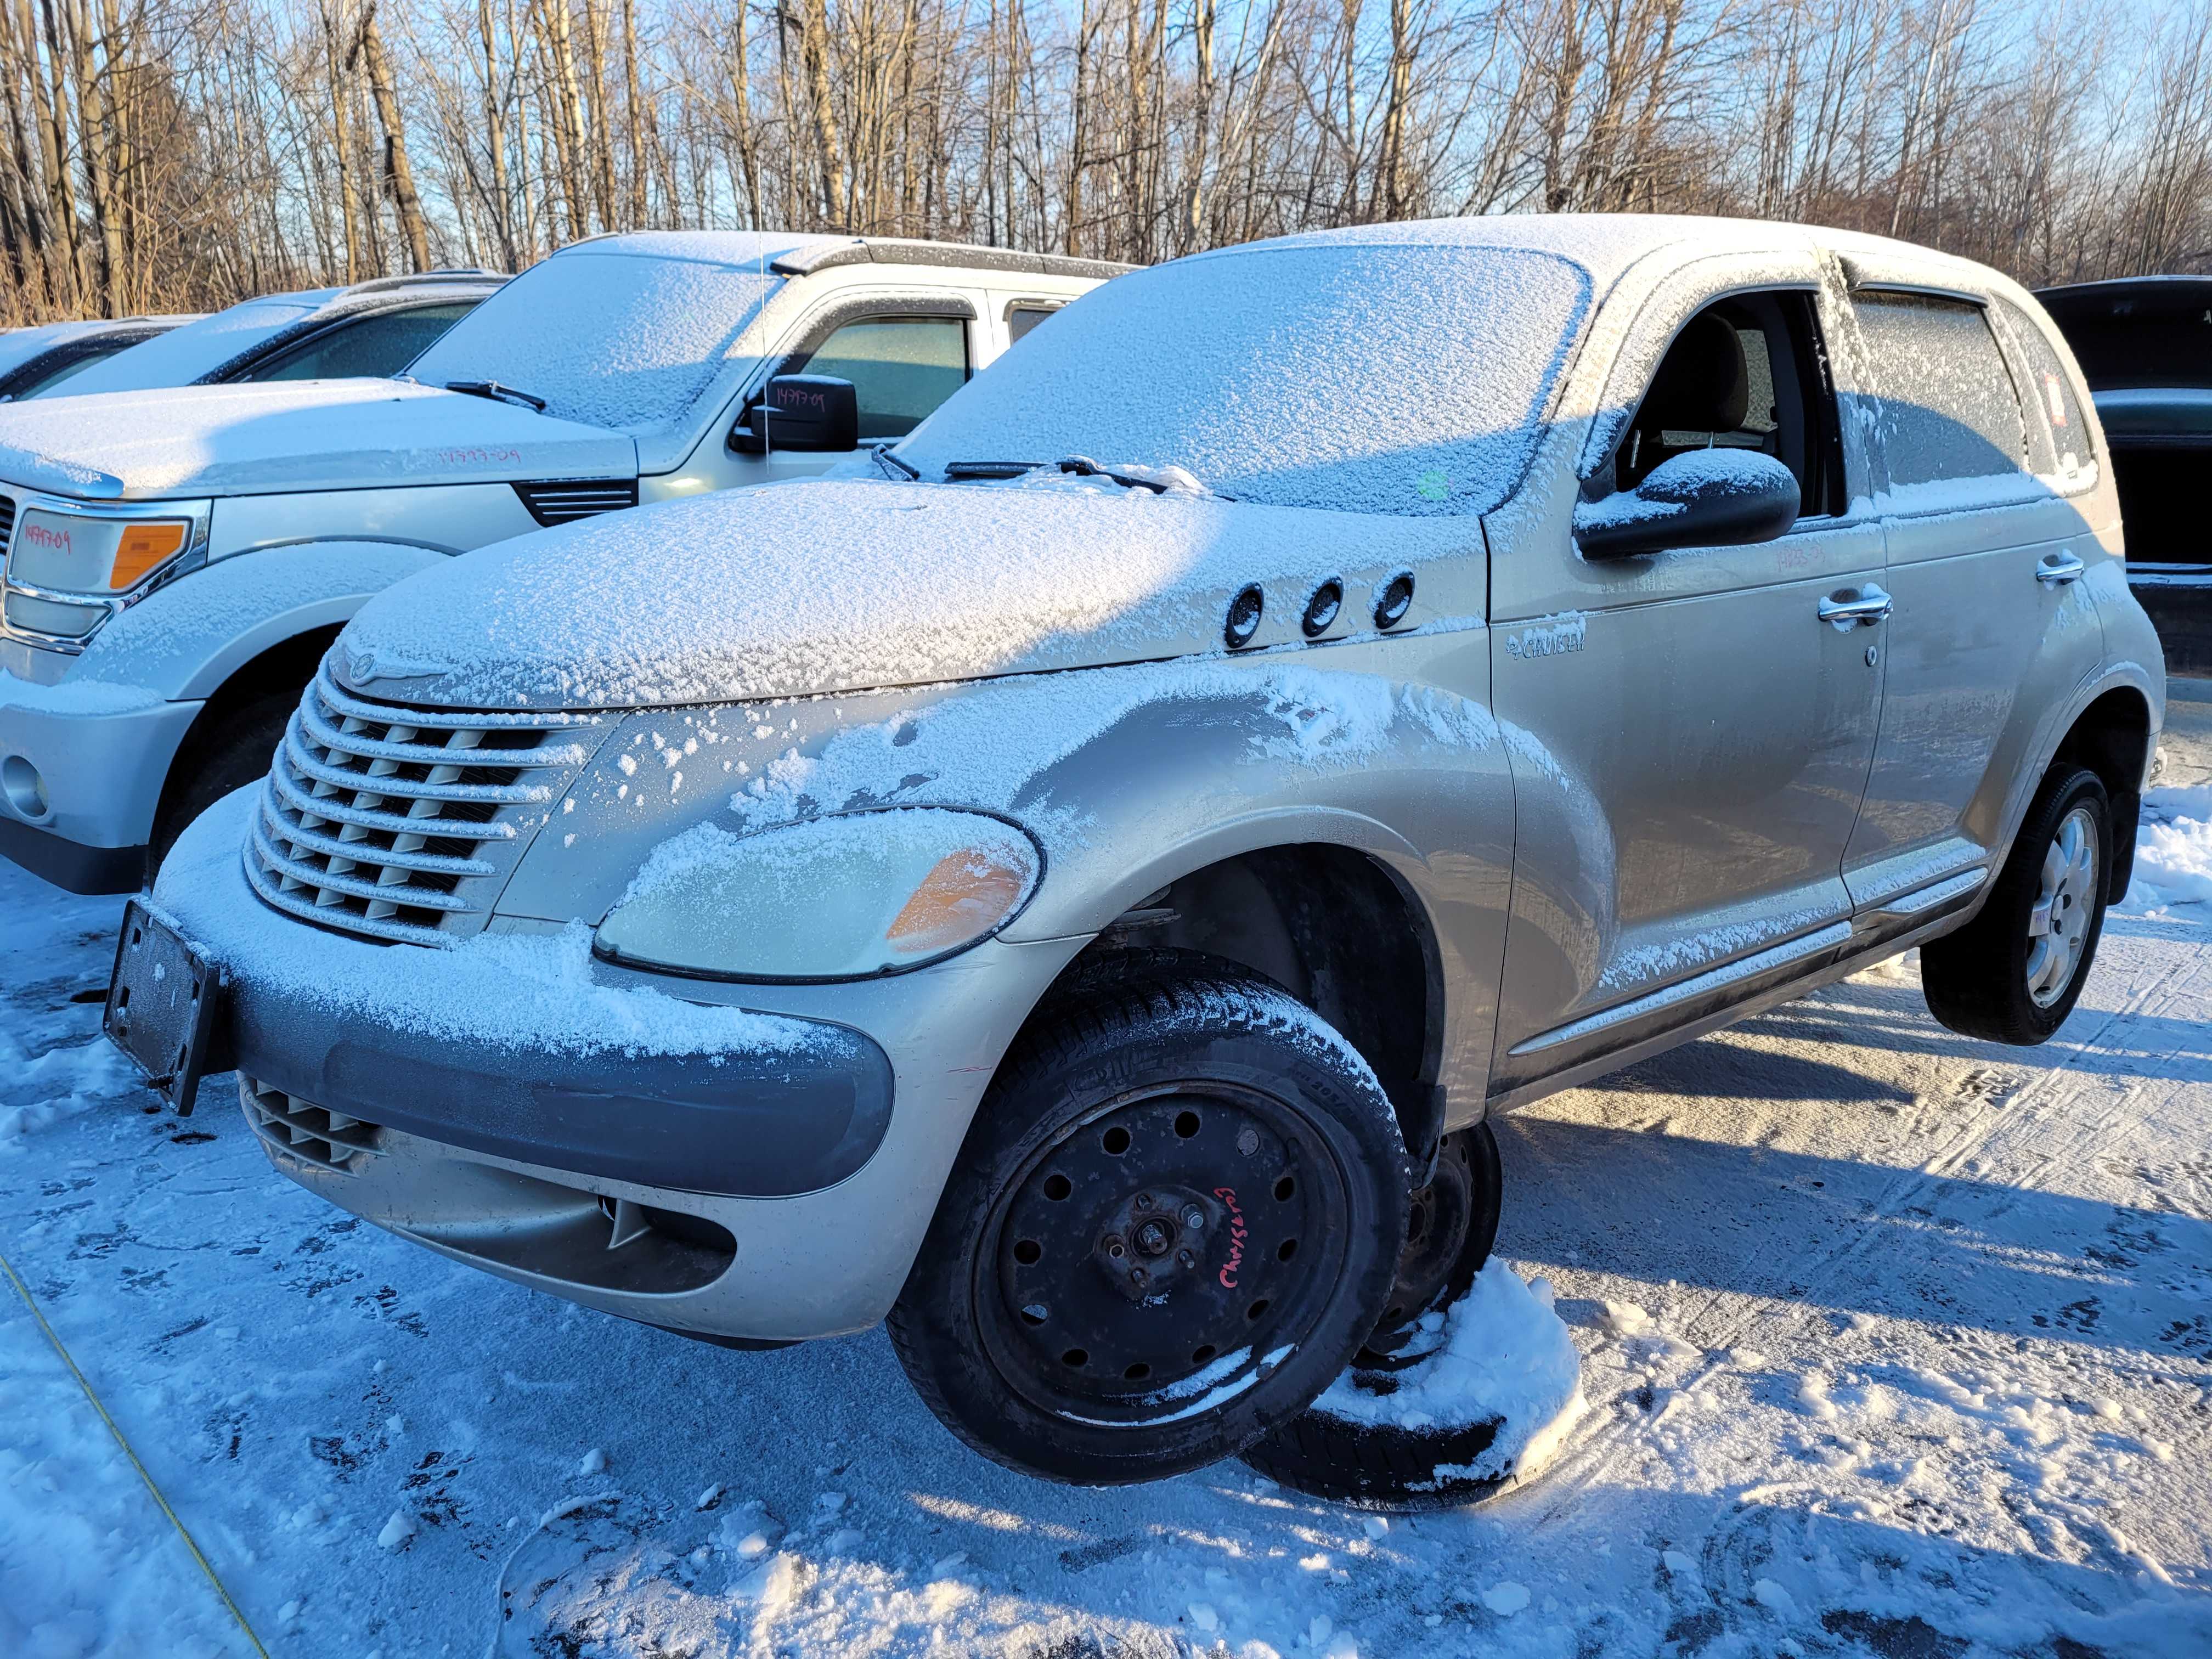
[889,951,1408,1485]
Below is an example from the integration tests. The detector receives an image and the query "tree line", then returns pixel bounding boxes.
[0,0,2204,323]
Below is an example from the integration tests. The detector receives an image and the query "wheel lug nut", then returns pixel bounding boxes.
[1181,1205,1204,1229]
[1137,1193,1154,1210]
[1130,1267,1148,1285]
[1178,1249,1195,1267]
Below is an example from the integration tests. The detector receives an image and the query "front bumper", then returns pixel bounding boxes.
[230,958,895,1199]
[157,788,1085,1343]
[0,663,200,891]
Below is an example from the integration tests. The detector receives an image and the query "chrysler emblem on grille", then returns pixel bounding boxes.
[345,647,377,685]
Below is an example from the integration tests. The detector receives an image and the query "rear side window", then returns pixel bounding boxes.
[1854,292,2028,495]
[1007,305,1059,344]
[1990,298,2094,491]
[794,315,969,440]
[249,303,481,382]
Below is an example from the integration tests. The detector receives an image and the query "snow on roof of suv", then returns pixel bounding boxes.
[55,272,504,397]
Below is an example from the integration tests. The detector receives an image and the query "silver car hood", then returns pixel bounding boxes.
[0,379,636,501]
[336,476,1482,710]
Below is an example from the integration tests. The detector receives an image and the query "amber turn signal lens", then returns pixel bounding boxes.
[886,847,1031,956]
[108,521,188,590]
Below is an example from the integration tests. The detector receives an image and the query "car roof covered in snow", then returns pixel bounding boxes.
[895,214,2028,520]
[51,273,505,399]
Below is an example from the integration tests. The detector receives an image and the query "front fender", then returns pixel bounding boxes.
[73,540,454,703]
[498,631,1516,1101]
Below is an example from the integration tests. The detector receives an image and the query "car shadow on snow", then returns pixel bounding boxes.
[1734,917,2212,1082]
[1491,1059,2212,1360]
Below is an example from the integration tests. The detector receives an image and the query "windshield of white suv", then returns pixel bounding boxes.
[896,242,1592,517]
[404,240,781,438]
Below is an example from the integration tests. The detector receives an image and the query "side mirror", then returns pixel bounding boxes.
[730,374,859,454]
[1574,450,1801,560]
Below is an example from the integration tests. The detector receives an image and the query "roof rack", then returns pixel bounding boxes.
[347,270,508,295]
[769,238,1137,282]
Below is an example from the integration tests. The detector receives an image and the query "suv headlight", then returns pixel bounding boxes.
[10,509,190,592]
[594,807,1042,981]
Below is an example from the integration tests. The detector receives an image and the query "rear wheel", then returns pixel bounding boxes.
[1358,1124,1501,1367]
[1922,765,2112,1045]
[1242,1124,1513,1508]
[888,951,1408,1485]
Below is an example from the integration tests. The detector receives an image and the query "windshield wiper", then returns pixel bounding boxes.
[943,459,1042,480]
[1055,454,1171,494]
[871,444,919,480]
[942,455,1225,497]
[445,379,546,413]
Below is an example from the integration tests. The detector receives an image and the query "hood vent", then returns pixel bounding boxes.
[514,478,639,527]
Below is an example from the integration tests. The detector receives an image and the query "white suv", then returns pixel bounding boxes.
[0,233,1125,891]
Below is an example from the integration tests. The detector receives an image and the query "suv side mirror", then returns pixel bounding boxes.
[1575,451,1801,560]
[730,374,859,454]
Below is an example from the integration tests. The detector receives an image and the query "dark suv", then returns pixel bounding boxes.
[2038,276,2212,672]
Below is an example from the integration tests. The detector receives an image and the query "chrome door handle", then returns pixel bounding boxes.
[2038,550,2087,585]
[1818,584,1893,629]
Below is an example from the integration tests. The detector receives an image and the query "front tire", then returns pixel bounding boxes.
[888,951,1409,1485]
[1922,765,2112,1045]
[148,692,296,879]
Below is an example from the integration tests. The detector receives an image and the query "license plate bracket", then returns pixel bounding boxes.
[103,899,224,1115]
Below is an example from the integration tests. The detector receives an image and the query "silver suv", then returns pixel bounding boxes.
[131,215,2163,1487]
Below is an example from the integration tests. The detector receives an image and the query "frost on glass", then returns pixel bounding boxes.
[60,291,337,396]
[896,244,1593,517]
[1991,297,2095,490]
[1856,294,2028,489]
[407,245,778,437]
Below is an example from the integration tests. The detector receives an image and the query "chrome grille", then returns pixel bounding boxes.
[241,1076,386,1174]
[246,661,601,946]
[0,492,15,552]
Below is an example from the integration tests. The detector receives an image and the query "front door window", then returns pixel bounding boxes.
[791,315,970,442]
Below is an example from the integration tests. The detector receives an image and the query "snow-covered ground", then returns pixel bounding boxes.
[6,745,2212,1656]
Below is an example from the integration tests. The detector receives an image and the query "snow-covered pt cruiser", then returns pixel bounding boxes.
[131,215,2163,1487]
[0,233,1120,891]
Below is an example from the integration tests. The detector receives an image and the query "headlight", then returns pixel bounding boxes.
[594,807,1042,981]
[8,507,190,592]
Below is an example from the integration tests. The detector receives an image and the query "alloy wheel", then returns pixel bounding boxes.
[2027,804,2099,1008]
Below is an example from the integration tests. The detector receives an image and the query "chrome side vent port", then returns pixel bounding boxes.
[513,478,639,526]
[242,1076,387,1174]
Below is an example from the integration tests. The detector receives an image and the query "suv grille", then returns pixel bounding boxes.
[0,492,15,551]
[514,478,638,526]
[242,1076,386,1173]
[246,662,602,946]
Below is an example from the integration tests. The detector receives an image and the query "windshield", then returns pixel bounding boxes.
[57,292,337,397]
[897,242,1592,517]
[404,240,782,437]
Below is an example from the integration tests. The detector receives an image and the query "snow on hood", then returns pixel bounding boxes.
[336,475,1477,710]
[0,379,636,501]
